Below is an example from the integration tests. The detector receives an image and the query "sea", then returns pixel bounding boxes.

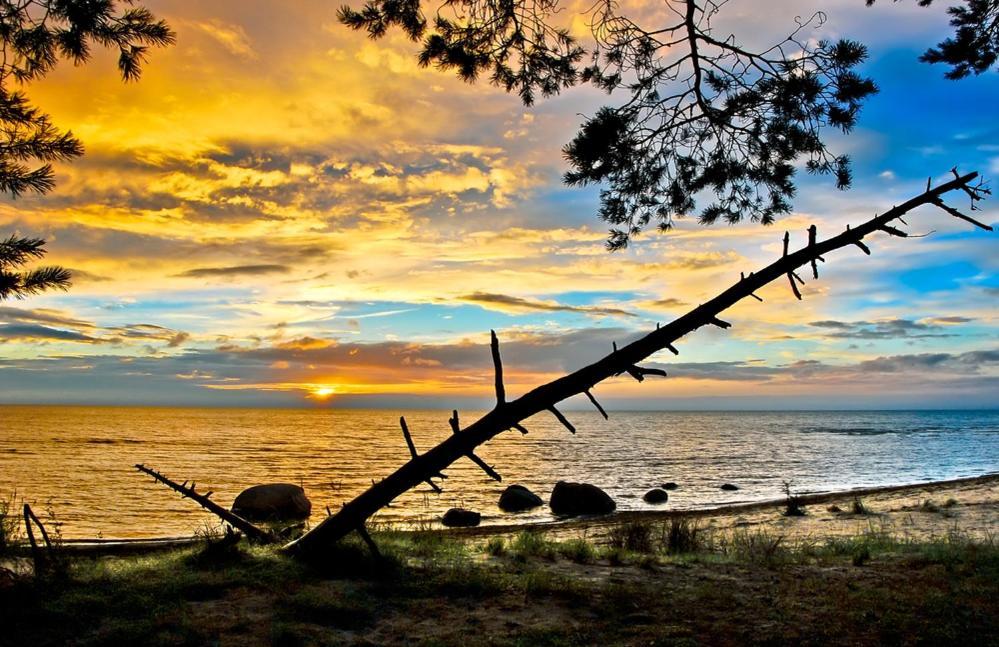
[1,406,997,539]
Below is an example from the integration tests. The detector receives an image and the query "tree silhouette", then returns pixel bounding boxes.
[0,1,175,197]
[0,235,69,300]
[338,0,877,248]
[867,0,999,79]
[0,1,174,300]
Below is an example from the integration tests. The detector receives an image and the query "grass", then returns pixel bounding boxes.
[662,515,705,554]
[0,491,21,556]
[607,521,654,553]
[2,521,998,646]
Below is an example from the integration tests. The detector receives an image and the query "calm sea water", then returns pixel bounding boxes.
[1,406,997,539]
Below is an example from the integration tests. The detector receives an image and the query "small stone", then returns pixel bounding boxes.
[643,488,669,504]
[442,508,481,527]
[498,484,543,512]
[720,483,740,491]
[661,482,679,490]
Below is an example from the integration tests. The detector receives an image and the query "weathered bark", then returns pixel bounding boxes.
[284,171,990,557]
[134,464,276,543]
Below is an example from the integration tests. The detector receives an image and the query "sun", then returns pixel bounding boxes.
[311,386,336,399]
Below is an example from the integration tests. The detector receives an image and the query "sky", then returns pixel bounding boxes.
[0,0,996,410]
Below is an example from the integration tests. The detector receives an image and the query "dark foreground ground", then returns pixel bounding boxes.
[2,517,998,647]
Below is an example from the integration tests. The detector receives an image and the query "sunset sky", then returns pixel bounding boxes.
[0,0,996,409]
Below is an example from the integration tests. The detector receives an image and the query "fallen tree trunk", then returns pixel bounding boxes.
[134,464,276,543]
[286,172,988,555]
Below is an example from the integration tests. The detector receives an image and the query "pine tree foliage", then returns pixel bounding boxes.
[0,1,173,300]
[0,0,175,198]
[338,0,584,105]
[867,1,999,79]
[0,234,70,299]
[338,0,877,248]
[566,2,876,248]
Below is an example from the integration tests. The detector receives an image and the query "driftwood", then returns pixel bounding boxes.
[23,503,54,574]
[281,170,991,557]
[134,464,276,543]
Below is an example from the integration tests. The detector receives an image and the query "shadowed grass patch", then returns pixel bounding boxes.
[281,586,375,629]
[661,515,705,555]
[607,521,654,553]
[510,531,557,562]
[1,522,998,646]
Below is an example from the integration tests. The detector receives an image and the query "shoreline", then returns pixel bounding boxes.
[447,471,999,537]
[48,472,999,553]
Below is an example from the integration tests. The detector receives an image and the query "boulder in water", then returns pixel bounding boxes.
[231,483,311,521]
[661,482,679,490]
[442,508,481,527]
[549,481,616,517]
[720,483,740,491]
[498,484,543,512]
[643,488,669,504]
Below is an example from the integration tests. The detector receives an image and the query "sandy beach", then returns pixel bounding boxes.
[436,473,999,546]
[5,473,999,646]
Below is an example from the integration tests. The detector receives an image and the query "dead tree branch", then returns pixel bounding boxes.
[285,170,990,557]
[134,464,275,543]
[23,504,53,575]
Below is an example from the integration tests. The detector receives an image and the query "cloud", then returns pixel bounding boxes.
[806,318,965,340]
[0,324,101,344]
[640,298,688,310]
[64,269,111,283]
[923,316,974,325]
[0,307,191,349]
[176,264,290,278]
[458,292,637,318]
[189,19,258,59]
[855,350,999,374]
[2,330,996,407]
[0,307,95,330]
[275,336,336,351]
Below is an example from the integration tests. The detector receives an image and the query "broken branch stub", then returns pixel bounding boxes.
[284,170,989,557]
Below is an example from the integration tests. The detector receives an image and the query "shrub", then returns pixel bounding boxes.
[851,498,871,515]
[608,522,654,553]
[511,531,556,561]
[662,515,704,554]
[0,491,23,555]
[485,536,506,556]
[557,538,596,564]
[852,545,872,566]
[725,530,789,567]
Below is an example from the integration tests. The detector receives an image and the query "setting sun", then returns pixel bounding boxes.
[311,386,336,399]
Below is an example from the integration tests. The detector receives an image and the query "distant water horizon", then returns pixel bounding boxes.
[3,402,998,412]
[2,406,997,539]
